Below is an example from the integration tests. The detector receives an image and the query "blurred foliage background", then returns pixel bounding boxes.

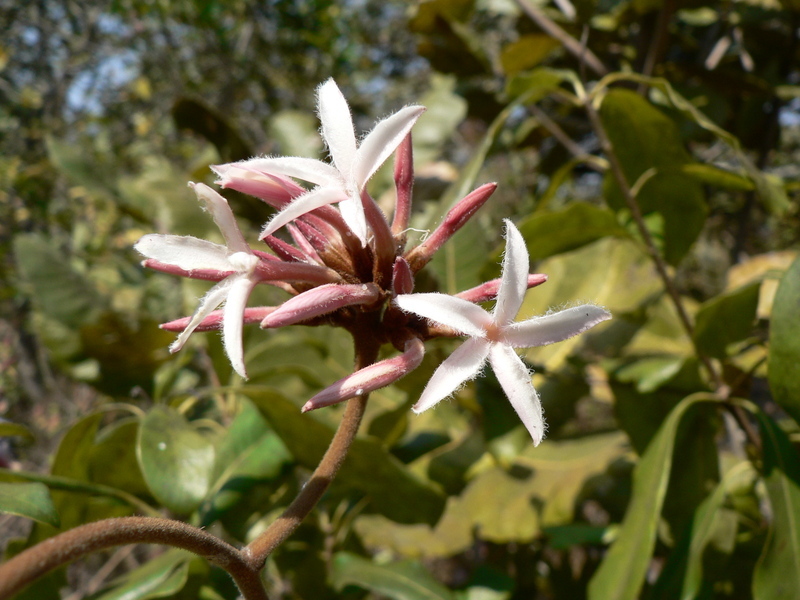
[2,0,800,599]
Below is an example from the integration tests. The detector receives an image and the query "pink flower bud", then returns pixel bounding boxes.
[392,257,414,296]
[405,182,497,272]
[260,283,382,328]
[302,337,425,411]
[391,133,414,241]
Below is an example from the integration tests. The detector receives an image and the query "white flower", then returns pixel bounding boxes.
[135,182,260,379]
[214,78,425,246]
[395,220,611,445]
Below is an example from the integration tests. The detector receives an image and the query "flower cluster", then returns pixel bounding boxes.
[136,79,611,445]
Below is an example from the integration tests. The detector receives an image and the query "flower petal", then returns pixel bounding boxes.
[259,186,348,240]
[222,274,258,379]
[412,337,490,413]
[234,156,342,188]
[489,344,545,445]
[337,195,368,246]
[493,220,530,325]
[318,79,357,176]
[395,293,493,337]
[303,337,425,411]
[190,182,249,254]
[457,274,548,304]
[170,277,235,353]
[504,304,612,348]
[135,234,232,272]
[352,105,426,188]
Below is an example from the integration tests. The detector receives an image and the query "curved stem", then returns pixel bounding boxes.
[245,331,379,569]
[0,517,268,600]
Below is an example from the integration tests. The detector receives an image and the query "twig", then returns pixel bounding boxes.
[244,328,379,568]
[0,517,268,600]
[583,97,761,452]
[515,0,608,77]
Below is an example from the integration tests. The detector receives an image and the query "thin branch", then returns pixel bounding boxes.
[515,0,608,77]
[0,517,268,600]
[583,97,761,452]
[244,329,379,568]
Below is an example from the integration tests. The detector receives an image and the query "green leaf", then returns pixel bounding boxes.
[599,88,707,265]
[199,399,291,525]
[500,35,559,75]
[244,386,445,525]
[330,552,455,600]
[694,282,760,359]
[679,164,755,191]
[594,73,790,216]
[0,482,59,526]
[137,406,215,515]
[0,422,34,441]
[752,409,800,600]
[269,110,323,158]
[13,233,104,328]
[91,549,195,600]
[543,524,610,550]
[679,462,756,600]
[588,394,719,600]
[516,202,630,261]
[768,254,800,424]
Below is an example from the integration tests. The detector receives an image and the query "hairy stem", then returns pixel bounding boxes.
[244,330,379,569]
[0,517,268,600]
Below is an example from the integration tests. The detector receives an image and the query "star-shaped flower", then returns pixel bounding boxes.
[395,220,611,445]
[213,78,425,246]
[135,182,261,379]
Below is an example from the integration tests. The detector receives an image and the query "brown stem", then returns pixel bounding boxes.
[244,331,379,569]
[0,517,268,600]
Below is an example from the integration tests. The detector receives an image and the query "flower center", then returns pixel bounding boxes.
[229,251,260,274]
[484,322,505,343]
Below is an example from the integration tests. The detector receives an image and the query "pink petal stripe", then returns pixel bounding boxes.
[142,259,233,282]
[262,235,309,263]
[260,283,381,328]
[161,306,277,332]
[302,337,426,411]
[287,223,323,264]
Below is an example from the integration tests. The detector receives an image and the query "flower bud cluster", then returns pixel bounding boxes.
[136,79,610,444]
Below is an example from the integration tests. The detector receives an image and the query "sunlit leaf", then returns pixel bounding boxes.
[0,483,59,527]
[137,406,215,515]
[516,202,630,261]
